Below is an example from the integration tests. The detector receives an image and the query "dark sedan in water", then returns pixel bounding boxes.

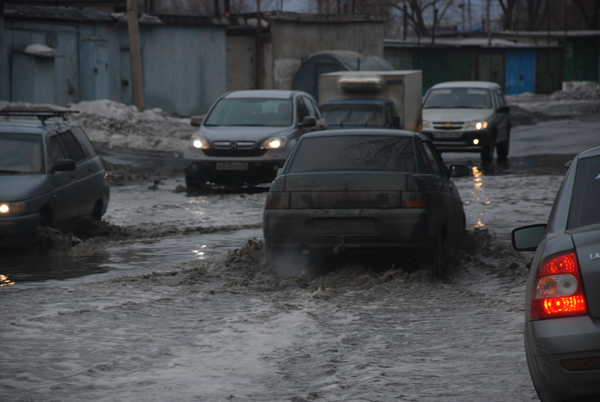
[513,145,600,402]
[263,129,469,276]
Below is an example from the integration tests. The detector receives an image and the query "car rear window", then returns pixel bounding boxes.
[288,136,416,173]
[568,155,600,229]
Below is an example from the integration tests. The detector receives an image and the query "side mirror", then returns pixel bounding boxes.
[301,116,317,128]
[190,115,204,127]
[392,116,401,128]
[512,224,547,252]
[276,168,283,176]
[449,164,470,178]
[498,106,510,114]
[53,159,76,172]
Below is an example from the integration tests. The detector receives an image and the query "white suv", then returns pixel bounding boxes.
[421,81,511,162]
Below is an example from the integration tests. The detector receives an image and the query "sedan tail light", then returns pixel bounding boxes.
[265,192,289,209]
[530,250,588,320]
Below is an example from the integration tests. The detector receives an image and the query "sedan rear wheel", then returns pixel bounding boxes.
[424,234,444,278]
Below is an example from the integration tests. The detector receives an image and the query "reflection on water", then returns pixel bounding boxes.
[0,228,262,285]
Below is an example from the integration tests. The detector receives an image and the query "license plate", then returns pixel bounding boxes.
[315,219,374,234]
[216,162,248,171]
[433,131,462,139]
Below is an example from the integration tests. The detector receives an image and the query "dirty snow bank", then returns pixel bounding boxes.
[0,100,195,153]
[507,81,600,124]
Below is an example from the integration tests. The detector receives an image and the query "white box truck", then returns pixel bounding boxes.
[318,70,423,132]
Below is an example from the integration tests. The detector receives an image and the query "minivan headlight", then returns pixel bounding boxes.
[422,120,433,130]
[261,138,285,149]
[0,202,26,215]
[467,120,488,130]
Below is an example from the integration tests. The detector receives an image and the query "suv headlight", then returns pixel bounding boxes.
[260,138,285,149]
[467,120,488,130]
[422,120,433,130]
[0,202,26,215]
[191,136,210,149]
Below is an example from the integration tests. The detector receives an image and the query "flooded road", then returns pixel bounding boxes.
[1,118,600,401]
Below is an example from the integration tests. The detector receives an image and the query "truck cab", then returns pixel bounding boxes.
[320,99,400,130]
[318,70,423,132]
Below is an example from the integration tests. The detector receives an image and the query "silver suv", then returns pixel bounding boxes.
[421,81,511,162]
[183,90,328,189]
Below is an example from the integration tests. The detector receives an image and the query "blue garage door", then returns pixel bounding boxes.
[505,50,535,95]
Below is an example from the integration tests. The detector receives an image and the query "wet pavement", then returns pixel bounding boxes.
[1,117,600,401]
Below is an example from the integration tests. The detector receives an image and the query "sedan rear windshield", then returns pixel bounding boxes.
[288,136,416,173]
[568,155,600,229]
[204,98,292,127]
[0,133,44,174]
[424,88,492,109]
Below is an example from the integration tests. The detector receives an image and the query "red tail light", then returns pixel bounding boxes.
[401,192,428,208]
[265,192,289,209]
[530,250,588,320]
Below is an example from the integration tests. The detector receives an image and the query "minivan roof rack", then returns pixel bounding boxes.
[0,110,79,123]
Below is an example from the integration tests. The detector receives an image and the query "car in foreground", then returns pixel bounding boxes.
[183,90,328,189]
[512,145,600,402]
[263,129,469,276]
[0,110,110,247]
[421,81,510,162]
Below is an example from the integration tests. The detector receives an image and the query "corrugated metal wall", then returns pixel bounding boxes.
[2,17,226,116]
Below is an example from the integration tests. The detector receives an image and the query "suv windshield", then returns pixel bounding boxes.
[568,155,600,229]
[289,136,416,173]
[0,133,44,174]
[320,103,385,127]
[424,88,492,109]
[204,98,292,127]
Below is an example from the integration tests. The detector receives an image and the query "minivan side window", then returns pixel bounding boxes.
[49,136,67,164]
[71,127,97,159]
[58,131,86,163]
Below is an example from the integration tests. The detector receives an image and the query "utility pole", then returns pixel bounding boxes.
[468,0,472,32]
[0,1,4,99]
[127,0,145,111]
[255,0,261,89]
[486,0,491,46]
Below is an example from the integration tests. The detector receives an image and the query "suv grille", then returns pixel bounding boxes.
[203,149,268,157]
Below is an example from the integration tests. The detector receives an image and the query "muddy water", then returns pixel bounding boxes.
[1,155,565,286]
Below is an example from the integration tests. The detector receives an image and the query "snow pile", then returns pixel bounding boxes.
[507,81,600,124]
[0,99,197,153]
[551,81,600,101]
[71,100,195,153]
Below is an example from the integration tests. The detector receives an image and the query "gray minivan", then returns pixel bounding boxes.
[0,111,110,247]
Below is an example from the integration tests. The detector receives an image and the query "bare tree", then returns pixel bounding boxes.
[387,0,454,37]
[573,0,600,29]
[497,0,519,30]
